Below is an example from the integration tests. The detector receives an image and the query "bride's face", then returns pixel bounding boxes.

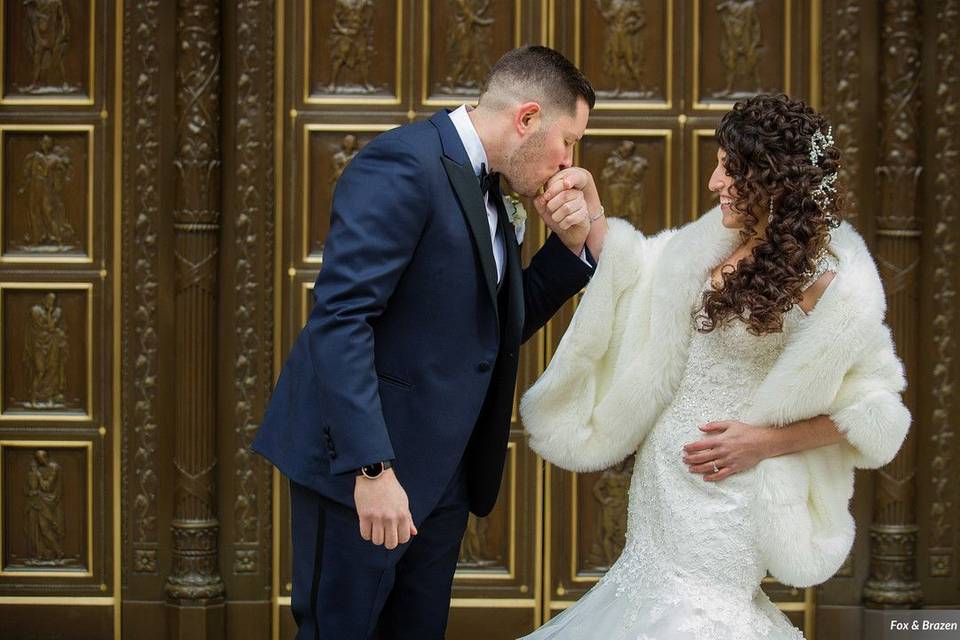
[708,148,748,229]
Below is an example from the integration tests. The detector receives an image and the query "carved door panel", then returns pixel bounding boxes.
[0,0,119,637]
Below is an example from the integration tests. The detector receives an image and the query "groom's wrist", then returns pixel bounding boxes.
[356,459,394,479]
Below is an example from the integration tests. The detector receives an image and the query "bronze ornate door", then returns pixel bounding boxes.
[2,2,955,639]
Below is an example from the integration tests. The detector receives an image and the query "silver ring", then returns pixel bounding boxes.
[712,462,720,474]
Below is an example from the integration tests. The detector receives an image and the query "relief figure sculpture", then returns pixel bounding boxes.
[330,134,360,187]
[587,458,633,569]
[19,0,77,94]
[328,0,377,92]
[600,141,648,227]
[17,135,76,251]
[23,450,66,564]
[458,514,497,567]
[596,0,651,97]
[715,0,764,96]
[21,292,70,409]
[443,0,495,93]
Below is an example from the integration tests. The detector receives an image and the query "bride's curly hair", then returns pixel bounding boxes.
[696,94,844,336]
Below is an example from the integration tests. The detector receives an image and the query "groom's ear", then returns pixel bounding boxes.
[514,102,542,135]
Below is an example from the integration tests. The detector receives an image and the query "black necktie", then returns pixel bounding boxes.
[479,163,499,197]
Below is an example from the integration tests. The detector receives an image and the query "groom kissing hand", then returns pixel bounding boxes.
[536,167,609,261]
[252,46,598,640]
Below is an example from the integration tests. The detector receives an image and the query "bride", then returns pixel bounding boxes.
[520,94,910,639]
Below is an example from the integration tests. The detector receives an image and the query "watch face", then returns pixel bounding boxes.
[361,463,383,479]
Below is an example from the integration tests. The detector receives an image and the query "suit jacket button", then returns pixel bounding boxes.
[477,361,491,372]
[329,451,337,460]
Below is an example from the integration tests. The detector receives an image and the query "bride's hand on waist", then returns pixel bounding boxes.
[681,421,774,482]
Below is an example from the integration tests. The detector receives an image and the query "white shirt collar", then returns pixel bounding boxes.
[448,105,489,178]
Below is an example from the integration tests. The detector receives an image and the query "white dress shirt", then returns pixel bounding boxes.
[448,105,507,284]
[448,105,592,280]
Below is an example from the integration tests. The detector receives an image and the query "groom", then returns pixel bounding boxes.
[252,46,602,639]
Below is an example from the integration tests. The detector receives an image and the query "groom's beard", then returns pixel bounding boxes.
[503,130,548,198]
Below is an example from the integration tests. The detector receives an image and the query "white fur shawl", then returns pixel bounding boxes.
[521,207,910,587]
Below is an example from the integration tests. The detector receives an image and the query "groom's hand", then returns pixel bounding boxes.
[354,469,417,549]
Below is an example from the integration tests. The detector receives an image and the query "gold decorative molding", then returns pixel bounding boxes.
[450,597,536,607]
[810,0,822,109]
[277,594,539,610]
[543,462,556,615]
[272,0,286,634]
[111,2,123,635]
[0,124,96,264]
[0,595,113,605]
[0,439,94,578]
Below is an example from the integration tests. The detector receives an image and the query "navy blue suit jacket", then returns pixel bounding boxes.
[253,110,592,522]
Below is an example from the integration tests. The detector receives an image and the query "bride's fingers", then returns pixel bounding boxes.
[682,437,719,454]
[558,205,588,230]
[682,449,716,465]
[688,461,722,475]
[699,421,730,433]
[542,176,573,203]
[704,464,737,482]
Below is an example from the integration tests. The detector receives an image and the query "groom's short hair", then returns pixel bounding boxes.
[479,46,596,116]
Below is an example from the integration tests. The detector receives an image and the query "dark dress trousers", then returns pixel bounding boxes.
[252,110,592,639]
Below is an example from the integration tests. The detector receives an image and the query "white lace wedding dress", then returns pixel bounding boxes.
[521,267,836,640]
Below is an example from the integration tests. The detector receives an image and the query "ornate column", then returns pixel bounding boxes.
[863,0,923,608]
[164,0,226,625]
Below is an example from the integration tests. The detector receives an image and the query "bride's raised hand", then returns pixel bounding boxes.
[681,421,775,482]
[538,167,608,259]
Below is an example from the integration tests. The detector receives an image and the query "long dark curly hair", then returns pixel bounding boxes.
[696,94,844,336]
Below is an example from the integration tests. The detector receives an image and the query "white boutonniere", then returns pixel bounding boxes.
[503,194,526,226]
[503,194,527,244]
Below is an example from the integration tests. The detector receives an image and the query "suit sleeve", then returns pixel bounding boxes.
[520,233,595,343]
[306,135,429,475]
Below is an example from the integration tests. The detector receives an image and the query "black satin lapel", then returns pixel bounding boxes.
[494,190,525,341]
[442,156,499,309]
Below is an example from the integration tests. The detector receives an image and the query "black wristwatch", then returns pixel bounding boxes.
[357,460,393,479]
